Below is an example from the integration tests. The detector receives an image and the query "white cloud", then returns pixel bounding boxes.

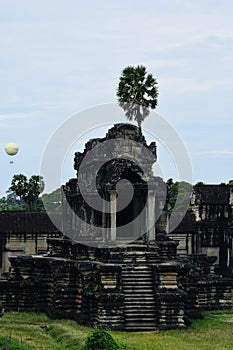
[160,76,233,95]
[0,112,32,123]
[192,150,233,158]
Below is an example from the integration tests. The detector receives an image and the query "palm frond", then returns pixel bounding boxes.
[117,65,158,127]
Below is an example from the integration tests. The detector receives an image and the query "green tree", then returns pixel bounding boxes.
[167,181,193,212]
[8,174,44,210]
[26,175,45,209]
[9,174,28,202]
[117,65,158,131]
[0,193,24,210]
[40,188,62,211]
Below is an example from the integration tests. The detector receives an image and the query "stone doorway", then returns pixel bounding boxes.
[116,187,147,242]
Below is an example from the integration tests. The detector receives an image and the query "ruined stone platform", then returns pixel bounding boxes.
[0,237,231,331]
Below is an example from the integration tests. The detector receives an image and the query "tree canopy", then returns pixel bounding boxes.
[0,193,22,211]
[40,188,62,211]
[8,174,44,210]
[167,180,193,212]
[117,65,158,130]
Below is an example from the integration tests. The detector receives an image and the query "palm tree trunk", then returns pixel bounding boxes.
[138,120,142,136]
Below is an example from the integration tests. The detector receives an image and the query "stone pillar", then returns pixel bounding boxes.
[110,191,117,242]
[133,197,139,240]
[102,192,107,242]
[147,190,155,242]
[187,234,192,254]
[102,192,111,242]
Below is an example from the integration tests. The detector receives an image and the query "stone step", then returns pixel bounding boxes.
[122,275,153,279]
[122,279,153,283]
[124,300,156,305]
[124,312,156,317]
[122,272,152,275]
[123,290,154,294]
[124,298,155,303]
[124,305,156,310]
[124,310,156,320]
[122,269,152,273]
[122,271,152,274]
[125,321,156,326]
[123,266,151,270]
[123,257,156,261]
[124,315,156,320]
[124,312,156,318]
[124,303,155,307]
[124,325,157,331]
[122,269,152,272]
[122,281,153,285]
[122,273,152,276]
[123,281,153,285]
[122,280,153,285]
[123,279,153,282]
[122,259,148,263]
[123,287,154,291]
[124,308,156,313]
[123,287,153,291]
[122,265,156,329]
[122,273,152,277]
[123,290,155,295]
[124,296,155,301]
[123,283,153,288]
[122,267,151,270]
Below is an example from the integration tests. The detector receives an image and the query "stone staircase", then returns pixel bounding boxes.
[122,265,157,331]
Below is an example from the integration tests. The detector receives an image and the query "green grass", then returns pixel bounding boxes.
[0,335,34,349]
[0,310,232,350]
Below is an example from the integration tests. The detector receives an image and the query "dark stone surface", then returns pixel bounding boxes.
[0,211,62,234]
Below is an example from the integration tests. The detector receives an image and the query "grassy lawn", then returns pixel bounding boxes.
[0,310,232,350]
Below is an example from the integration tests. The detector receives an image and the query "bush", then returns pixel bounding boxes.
[83,327,125,350]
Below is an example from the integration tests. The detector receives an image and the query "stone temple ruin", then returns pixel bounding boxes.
[0,123,232,330]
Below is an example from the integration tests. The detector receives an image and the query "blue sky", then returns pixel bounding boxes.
[1,0,233,195]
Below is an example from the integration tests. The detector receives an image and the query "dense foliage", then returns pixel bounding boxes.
[167,180,193,212]
[0,179,62,212]
[40,188,62,211]
[0,193,23,211]
[7,174,44,211]
[83,327,125,350]
[117,65,158,129]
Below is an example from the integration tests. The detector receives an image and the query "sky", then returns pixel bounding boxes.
[0,0,233,195]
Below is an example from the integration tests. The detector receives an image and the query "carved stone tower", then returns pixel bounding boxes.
[63,123,167,246]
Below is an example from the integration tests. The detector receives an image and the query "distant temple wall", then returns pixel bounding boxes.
[0,211,62,274]
[169,184,233,275]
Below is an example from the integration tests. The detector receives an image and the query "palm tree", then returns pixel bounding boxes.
[9,174,44,210]
[9,174,28,209]
[117,65,158,132]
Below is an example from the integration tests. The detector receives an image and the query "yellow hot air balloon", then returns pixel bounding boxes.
[5,142,19,156]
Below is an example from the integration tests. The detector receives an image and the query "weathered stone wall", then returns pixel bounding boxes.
[0,252,125,329]
[170,185,233,276]
[0,211,62,275]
